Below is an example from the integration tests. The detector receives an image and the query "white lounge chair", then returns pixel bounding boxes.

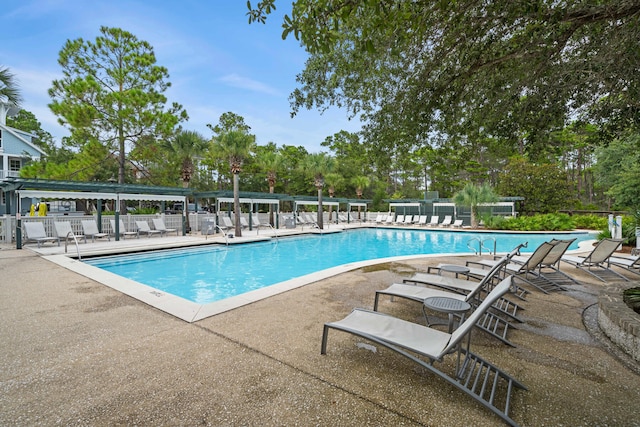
[394,215,405,225]
[561,238,628,282]
[110,219,139,239]
[451,219,463,228]
[426,215,439,227]
[220,216,234,231]
[385,214,395,224]
[403,215,414,225]
[54,221,83,244]
[322,276,526,427]
[250,214,273,232]
[440,215,452,227]
[23,222,59,248]
[81,220,110,242]
[135,220,162,237]
[416,215,428,226]
[239,216,250,229]
[152,218,178,236]
[304,214,318,226]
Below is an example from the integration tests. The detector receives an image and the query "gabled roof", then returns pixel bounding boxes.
[0,123,46,156]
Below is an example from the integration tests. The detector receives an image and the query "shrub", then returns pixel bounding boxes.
[623,287,640,314]
[572,214,608,230]
[486,213,574,231]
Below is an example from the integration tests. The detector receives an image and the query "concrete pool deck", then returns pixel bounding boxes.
[1,232,640,426]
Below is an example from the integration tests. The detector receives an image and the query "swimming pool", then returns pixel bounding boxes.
[85,228,593,305]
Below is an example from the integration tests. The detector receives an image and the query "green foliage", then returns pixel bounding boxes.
[48,26,187,183]
[249,1,640,157]
[595,134,640,210]
[0,65,22,105]
[622,287,640,313]
[452,183,498,228]
[621,213,639,246]
[498,157,575,214]
[488,213,574,231]
[6,109,55,151]
[571,215,608,230]
[159,130,209,188]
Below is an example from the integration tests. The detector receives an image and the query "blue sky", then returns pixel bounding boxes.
[1,0,361,152]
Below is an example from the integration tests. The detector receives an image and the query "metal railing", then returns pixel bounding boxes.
[63,231,82,259]
[467,236,497,256]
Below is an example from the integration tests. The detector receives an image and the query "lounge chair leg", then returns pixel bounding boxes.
[321,325,330,355]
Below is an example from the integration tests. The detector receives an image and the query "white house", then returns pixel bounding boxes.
[0,102,46,214]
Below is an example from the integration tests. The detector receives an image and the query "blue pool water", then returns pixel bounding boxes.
[85,228,593,304]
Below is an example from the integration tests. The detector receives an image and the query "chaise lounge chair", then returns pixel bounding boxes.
[23,222,59,248]
[321,276,526,427]
[110,219,139,239]
[439,215,452,227]
[466,241,557,294]
[219,216,234,232]
[81,220,110,242]
[54,221,83,245]
[474,239,577,292]
[426,215,439,227]
[377,251,521,346]
[135,220,163,237]
[514,238,579,288]
[607,253,640,277]
[451,219,464,228]
[416,215,428,226]
[251,214,273,232]
[152,218,178,236]
[560,238,628,282]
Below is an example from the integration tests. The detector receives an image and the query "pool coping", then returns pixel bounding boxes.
[42,229,598,323]
[45,252,461,322]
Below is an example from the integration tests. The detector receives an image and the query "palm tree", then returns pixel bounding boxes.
[324,172,344,223]
[256,150,282,225]
[161,130,208,232]
[0,66,22,106]
[162,130,209,189]
[216,129,255,237]
[352,175,370,220]
[452,183,499,228]
[303,153,334,230]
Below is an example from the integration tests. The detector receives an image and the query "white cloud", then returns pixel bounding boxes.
[218,74,281,97]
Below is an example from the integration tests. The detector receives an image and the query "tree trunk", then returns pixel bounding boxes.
[317,187,324,230]
[233,172,242,237]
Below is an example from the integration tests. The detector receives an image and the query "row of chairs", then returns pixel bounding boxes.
[376,214,464,227]
[217,214,273,231]
[22,218,178,247]
[322,246,528,426]
[320,238,640,426]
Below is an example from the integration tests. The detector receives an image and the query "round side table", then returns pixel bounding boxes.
[423,296,471,333]
[437,264,470,278]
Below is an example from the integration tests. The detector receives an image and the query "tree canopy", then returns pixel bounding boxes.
[248,1,640,154]
[48,26,187,184]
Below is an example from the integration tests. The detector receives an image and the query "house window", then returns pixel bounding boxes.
[10,159,21,177]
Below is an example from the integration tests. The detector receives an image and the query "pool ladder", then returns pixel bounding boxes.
[467,237,496,256]
[63,231,82,259]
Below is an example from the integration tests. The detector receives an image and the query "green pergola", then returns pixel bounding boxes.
[1,178,191,247]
